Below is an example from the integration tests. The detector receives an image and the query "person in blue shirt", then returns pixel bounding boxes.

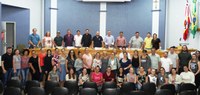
[28,28,41,48]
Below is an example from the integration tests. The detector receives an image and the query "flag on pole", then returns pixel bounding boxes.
[183,0,191,41]
[190,0,198,38]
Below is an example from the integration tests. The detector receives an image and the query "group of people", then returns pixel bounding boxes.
[28,28,161,50]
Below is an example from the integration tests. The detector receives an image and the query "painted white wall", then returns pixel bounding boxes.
[0,0,43,36]
[166,0,200,50]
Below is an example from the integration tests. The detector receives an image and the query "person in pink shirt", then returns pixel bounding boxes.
[82,48,93,74]
[116,31,127,48]
[91,66,103,86]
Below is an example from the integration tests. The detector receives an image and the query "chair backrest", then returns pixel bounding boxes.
[52,87,69,95]
[160,84,176,95]
[83,81,98,90]
[120,82,136,95]
[64,81,79,95]
[80,88,97,95]
[179,83,196,93]
[103,88,118,95]
[141,83,156,95]
[180,90,197,95]
[198,86,200,95]
[0,81,4,94]
[3,87,21,95]
[102,82,117,91]
[25,80,40,93]
[28,87,45,95]
[7,79,21,89]
[155,89,173,95]
[44,81,60,95]
[130,91,147,95]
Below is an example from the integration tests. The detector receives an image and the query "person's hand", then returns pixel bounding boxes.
[33,70,36,74]
[39,69,42,73]
[13,69,16,73]
[45,71,48,74]
[3,70,7,74]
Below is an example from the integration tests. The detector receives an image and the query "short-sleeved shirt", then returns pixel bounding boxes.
[13,55,21,69]
[157,73,168,86]
[116,36,126,47]
[126,73,136,83]
[28,33,40,45]
[93,36,103,47]
[103,72,115,82]
[21,56,30,69]
[91,72,103,86]
[43,37,53,48]
[54,36,63,46]
[149,54,161,69]
[64,34,74,47]
[82,54,93,69]
[152,38,161,50]
[144,37,153,49]
[81,34,92,47]
[2,53,13,70]
[38,53,46,67]
[161,57,173,72]
[49,71,59,81]
[168,53,179,68]
[74,35,82,47]
[129,36,143,48]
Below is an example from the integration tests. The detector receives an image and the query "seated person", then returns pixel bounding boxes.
[146,69,158,86]
[103,66,115,82]
[116,67,126,88]
[180,66,195,85]
[126,67,137,84]
[48,65,59,82]
[157,67,168,87]
[91,66,103,86]
[168,68,182,91]
[65,67,77,81]
[79,68,89,86]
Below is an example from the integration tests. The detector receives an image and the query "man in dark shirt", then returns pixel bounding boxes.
[81,29,92,47]
[178,45,192,73]
[64,29,74,47]
[1,47,13,85]
[54,31,63,47]
[92,31,103,48]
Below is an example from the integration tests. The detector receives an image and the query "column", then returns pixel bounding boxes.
[99,2,107,38]
[152,0,160,36]
[50,0,57,38]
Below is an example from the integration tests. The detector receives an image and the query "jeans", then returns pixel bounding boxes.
[3,68,13,85]
[133,67,139,74]
[21,68,29,85]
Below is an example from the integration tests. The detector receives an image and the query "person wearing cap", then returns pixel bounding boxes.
[54,31,64,47]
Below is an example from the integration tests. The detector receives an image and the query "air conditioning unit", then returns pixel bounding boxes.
[78,0,131,2]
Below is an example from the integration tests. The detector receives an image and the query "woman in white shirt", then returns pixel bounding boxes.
[43,32,53,48]
[180,66,195,85]
[78,68,89,85]
[168,68,182,91]
[65,67,77,81]
[92,52,102,70]
[146,69,158,86]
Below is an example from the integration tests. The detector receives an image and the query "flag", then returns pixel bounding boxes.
[190,0,198,38]
[183,0,191,41]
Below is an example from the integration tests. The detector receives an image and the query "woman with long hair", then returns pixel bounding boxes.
[44,49,53,81]
[13,49,21,79]
[48,65,59,82]
[140,50,151,72]
[116,67,126,88]
[108,52,120,75]
[119,52,132,75]
[168,68,182,91]
[65,67,76,81]
[132,50,141,74]
[43,32,53,48]
[38,48,46,86]
[21,49,30,85]
[157,67,168,87]
[74,52,83,76]
[137,66,147,90]
[78,68,89,86]
[66,49,76,73]
[92,52,102,71]
[29,50,40,81]
[59,48,67,86]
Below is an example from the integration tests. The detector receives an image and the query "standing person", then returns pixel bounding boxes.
[137,66,147,90]
[91,66,103,86]
[92,31,103,48]
[143,32,152,50]
[74,30,82,47]
[168,46,179,72]
[188,54,200,87]
[66,50,76,73]
[104,30,115,48]
[29,50,40,81]
[59,48,67,87]
[180,66,195,85]
[65,68,77,81]
[103,66,115,82]
[116,67,126,88]
[54,31,64,47]
[78,68,89,86]
[157,67,168,87]
[38,48,46,86]
[146,69,158,86]
[132,50,141,74]
[119,52,132,75]
[195,50,200,61]
[126,67,137,84]
[82,48,93,74]
[151,33,161,50]
[92,52,102,71]
[116,31,127,48]
[149,48,161,72]
[178,45,192,73]
[160,51,173,74]
[64,29,74,47]
[52,48,60,66]
[168,68,182,91]
[28,28,41,48]
[81,29,92,47]
[21,49,30,86]
[101,51,109,73]
[118,47,132,60]
[43,32,53,48]
[12,49,21,80]
[48,65,59,82]
[1,47,13,85]
[128,32,143,49]
[140,50,151,72]
[108,52,120,74]
[74,52,83,76]
[44,49,53,81]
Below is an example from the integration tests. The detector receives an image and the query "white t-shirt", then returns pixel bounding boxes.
[119,52,131,60]
[43,37,53,48]
[74,35,82,47]
[148,75,157,85]
[168,53,179,68]
[161,57,172,72]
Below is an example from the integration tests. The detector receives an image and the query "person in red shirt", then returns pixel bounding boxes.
[38,48,46,86]
[91,66,103,86]
[103,66,115,82]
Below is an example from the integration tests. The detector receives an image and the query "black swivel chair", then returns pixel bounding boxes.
[64,81,79,95]
[52,87,69,95]
[28,87,45,95]
[80,88,97,95]
[160,84,176,95]
[103,88,118,95]
[141,83,156,95]
[3,87,21,95]
[83,81,98,91]
[24,80,40,94]
[179,83,196,93]
[102,82,117,91]
[120,82,136,95]
[130,91,147,95]
[44,81,60,95]
[155,89,173,95]
[180,90,197,95]
[0,81,4,94]
[6,79,21,89]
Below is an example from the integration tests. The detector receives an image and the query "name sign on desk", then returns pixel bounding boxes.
[94,47,103,50]
[66,46,75,49]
